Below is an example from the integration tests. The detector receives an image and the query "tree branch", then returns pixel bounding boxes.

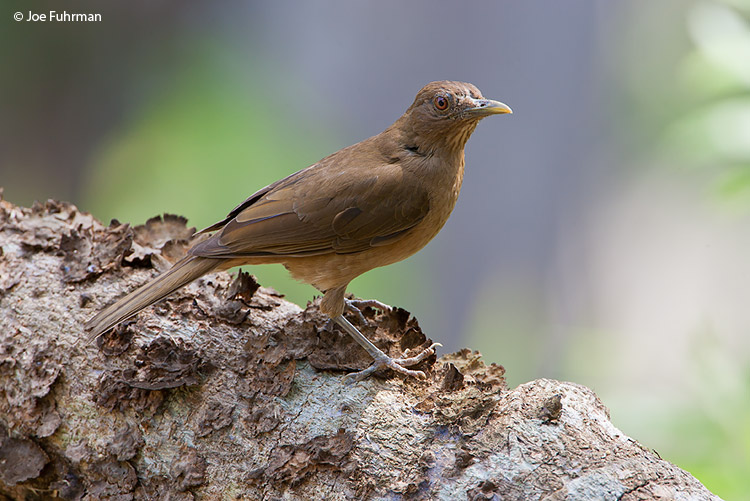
[0,195,720,500]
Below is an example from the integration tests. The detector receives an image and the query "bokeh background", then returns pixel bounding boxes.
[2,1,750,497]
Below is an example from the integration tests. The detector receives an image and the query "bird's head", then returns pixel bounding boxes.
[399,81,512,155]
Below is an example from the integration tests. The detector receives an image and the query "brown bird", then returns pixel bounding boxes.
[85,80,511,380]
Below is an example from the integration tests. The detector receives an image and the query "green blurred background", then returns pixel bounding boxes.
[2,1,749,497]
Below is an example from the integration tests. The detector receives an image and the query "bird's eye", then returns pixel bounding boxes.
[434,95,449,111]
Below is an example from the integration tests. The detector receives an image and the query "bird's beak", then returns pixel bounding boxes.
[465,98,513,116]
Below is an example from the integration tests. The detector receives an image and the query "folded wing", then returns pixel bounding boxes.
[190,163,430,259]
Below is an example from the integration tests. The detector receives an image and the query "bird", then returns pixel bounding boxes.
[85,80,512,380]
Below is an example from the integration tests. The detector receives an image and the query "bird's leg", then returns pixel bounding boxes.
[332,315,440,382]
[320,287,438,380]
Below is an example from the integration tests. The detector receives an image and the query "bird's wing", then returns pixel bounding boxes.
[189,164,430,258]
[196,168,305,234]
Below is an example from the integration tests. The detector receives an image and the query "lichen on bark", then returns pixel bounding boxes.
[0,195,721,500]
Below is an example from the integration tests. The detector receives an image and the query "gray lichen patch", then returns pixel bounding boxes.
[247,428,355,486]
[126,213,204,273]
[59,222,133,283]
[0,432,49,486]
[0,332,62,438]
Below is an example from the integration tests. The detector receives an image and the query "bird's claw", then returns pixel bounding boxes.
[344,298,391,325]
[346,298,392,313]
[323,299,391,331]
[343,342,442,383]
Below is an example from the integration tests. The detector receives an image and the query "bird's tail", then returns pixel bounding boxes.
[84,256,221,341]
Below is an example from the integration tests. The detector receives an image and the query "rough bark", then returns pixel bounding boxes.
[0,194,721,501]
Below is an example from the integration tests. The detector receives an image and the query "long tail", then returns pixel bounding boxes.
[84,256,221,341]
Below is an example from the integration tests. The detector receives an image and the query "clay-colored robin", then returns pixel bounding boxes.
[85,80,512,380]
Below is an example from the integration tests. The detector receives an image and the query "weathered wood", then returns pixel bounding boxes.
[0,196,720,500]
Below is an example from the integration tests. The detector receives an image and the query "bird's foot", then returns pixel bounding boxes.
[332,314,439,382]
[346,298,391,313]
[342,342,442,383]
[324,298,392,330]
[344,298,391,324]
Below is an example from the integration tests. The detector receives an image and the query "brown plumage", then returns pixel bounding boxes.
[85,81,511,380]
